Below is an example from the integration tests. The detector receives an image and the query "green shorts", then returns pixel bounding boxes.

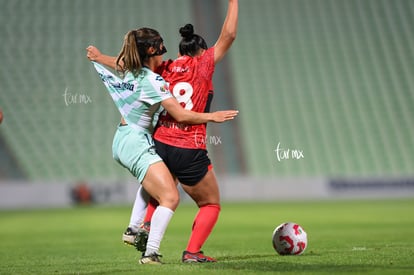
[112,124,163,183]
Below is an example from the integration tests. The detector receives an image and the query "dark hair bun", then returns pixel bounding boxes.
[179,24,194,39]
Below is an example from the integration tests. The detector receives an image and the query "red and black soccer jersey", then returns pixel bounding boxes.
[154,47,215,149]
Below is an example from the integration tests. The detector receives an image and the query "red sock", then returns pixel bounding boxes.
[144,197,158,225]
[186,204,221,253]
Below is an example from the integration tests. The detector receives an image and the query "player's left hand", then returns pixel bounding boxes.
[211,110,239,123]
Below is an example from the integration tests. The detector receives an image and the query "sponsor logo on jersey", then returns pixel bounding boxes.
[171,66,190,73]
[155,75,164,81]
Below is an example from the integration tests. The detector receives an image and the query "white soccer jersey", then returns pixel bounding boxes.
[93,62,172,133]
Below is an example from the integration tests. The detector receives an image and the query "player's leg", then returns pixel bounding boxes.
[135,176,179,251]
[139,161,179,264]
[113,126,152,246]
[141,139,169,229]
[113,128,178,264]
[143,197,158,228]
[127,196,156,252]
[122,185,150,246]
[181,168,220,206]
[140,139,179,228]
[180,168,220,263]
[112,125,149,246]
[143,175,178,227]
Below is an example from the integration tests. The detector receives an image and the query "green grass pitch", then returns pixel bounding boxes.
[1,199,413,274]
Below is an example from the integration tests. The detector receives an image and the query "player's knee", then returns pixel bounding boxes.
[159,192,180,210]
[195,194,220,207]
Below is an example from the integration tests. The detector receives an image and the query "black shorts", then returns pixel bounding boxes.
[154,140,212,186]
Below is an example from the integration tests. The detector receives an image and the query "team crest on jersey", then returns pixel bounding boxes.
[159,83,169,93]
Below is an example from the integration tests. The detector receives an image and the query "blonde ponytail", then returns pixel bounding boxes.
[116,30,142,77]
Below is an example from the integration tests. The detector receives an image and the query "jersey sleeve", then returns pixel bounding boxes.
[139,71,173,105]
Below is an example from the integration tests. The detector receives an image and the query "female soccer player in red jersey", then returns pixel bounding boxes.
[89,28,237,265]
[87,0,238,262]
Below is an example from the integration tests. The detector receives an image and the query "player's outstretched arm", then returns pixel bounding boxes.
[86,45,118,69]
[161,97,238,124]
[214,0,238,64]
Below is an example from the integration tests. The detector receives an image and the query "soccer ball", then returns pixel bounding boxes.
[272,222,307,255]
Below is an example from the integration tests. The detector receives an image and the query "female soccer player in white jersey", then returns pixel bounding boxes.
[90,27,238,265]
[86,0,238,263]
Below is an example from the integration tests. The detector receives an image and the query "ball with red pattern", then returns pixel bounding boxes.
[272,222,307,255]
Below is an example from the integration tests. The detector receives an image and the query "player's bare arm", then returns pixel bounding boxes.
[214,0,238,64]
[161,97,238,124]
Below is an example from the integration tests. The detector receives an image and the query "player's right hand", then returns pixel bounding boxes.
[86,45,102,61]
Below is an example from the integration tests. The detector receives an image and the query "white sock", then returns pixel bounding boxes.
[145,206,174,256]
[128,186,150,232]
